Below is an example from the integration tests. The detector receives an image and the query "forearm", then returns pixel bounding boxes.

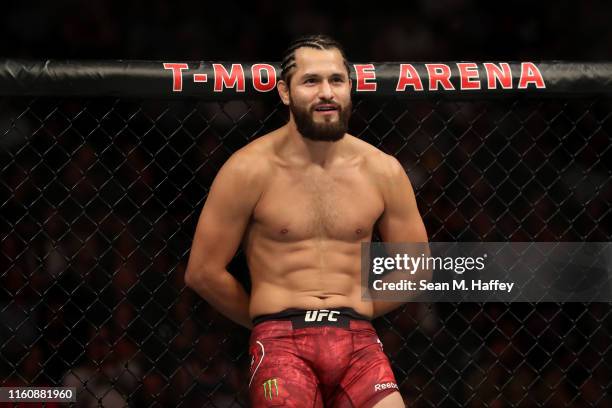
[187,269,252,329]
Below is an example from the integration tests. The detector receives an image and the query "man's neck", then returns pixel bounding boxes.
[283,121,345,168]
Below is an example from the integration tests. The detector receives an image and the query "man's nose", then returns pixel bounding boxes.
[318,80,334,99]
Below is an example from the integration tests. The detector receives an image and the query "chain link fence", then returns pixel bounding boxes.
[1,91,611,406]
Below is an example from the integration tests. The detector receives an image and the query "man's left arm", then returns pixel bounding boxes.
[373,155,429,317]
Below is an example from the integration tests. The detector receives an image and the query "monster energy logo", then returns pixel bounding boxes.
[263,378,279,400]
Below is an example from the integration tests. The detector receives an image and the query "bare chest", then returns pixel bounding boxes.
[253,169,383,241]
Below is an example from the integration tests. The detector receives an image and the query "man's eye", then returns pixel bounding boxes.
[304,78,316,84]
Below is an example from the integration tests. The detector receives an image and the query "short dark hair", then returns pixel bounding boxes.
[280,34,350,85]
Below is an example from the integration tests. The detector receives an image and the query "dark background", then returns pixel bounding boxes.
[2,0,612,61]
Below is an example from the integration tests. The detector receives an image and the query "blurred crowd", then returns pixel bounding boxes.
[2,0,612,62]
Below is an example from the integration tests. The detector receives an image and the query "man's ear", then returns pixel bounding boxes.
[277,80,290,106]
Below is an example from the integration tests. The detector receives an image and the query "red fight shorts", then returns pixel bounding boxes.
[248,308,399,407]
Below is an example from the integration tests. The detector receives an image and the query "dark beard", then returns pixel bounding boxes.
[290,99,352,142]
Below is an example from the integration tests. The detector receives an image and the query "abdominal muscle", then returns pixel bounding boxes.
[247,238,375,319]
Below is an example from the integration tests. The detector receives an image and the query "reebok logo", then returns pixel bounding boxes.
[304,309,339,322]
[374,382,398,392]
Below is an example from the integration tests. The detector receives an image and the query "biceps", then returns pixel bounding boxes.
[189,183,256,271]
[377,207,427,242]
[378,181,428,242]
[192,201,250,268]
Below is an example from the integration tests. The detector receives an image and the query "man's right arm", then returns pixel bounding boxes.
[184,151,265,329]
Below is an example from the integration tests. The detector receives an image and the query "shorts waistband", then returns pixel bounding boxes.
[252,307,370,329]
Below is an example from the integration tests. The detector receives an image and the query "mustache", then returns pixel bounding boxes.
[312,101,341,110]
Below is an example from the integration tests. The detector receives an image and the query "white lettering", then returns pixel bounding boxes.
[419,281,449,291]
[317,310,329,321]
[305,311,317,322]
[453,280,467,290]
[372,280,416,291]
[374,382,398,392]
[304,310,342,322]
[471,280,515,292]
[373,257,384,274]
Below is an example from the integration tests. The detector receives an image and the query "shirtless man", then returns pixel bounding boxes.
[185,35,428,407]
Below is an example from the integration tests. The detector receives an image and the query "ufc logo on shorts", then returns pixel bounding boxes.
[305,309,339,322]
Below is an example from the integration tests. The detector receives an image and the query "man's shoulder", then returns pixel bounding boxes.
[222,130,279,177]
[347,135,403,177]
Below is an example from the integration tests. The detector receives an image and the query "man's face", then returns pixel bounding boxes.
[285,47,352,142]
